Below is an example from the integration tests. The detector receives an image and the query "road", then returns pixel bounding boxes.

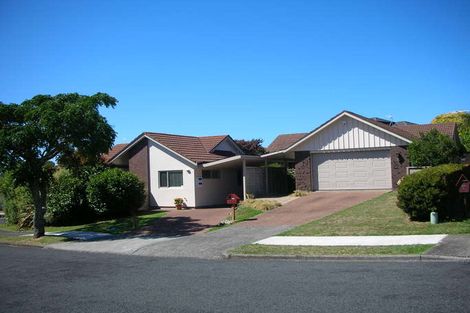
[1,245,469,313]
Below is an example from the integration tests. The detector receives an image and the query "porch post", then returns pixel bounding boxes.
[264,159,269,195]
[242,159,247,200]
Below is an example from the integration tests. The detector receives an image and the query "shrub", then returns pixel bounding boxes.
[87,168,145,218]
[0,172,34,226]
[293,190,308,197]
[408,129,460,166]
[397,164,469,221]
[46,169,95,226]
[239,199,281,211]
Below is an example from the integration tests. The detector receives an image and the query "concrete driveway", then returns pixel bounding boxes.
[48,191,385,258]
[242,191,385,227]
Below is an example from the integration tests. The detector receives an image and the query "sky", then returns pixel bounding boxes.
[1,0,469,145]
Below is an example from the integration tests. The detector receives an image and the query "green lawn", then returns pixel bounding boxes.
[282,192,470,236]
[0,211,167,235]
[0,235,69,247]
[230,244,434,256]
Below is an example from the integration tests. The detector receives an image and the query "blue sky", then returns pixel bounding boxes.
[1,0,469,145]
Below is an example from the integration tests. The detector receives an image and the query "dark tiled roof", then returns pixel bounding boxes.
[102,143,128,162]
[394,123,457,140]
[267,133,307,152]
[145,133,231,163]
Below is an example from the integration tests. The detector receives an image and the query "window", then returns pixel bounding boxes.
[202,170,220,179]
[159,171,183,187]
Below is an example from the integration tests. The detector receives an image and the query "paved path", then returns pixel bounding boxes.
[255,235,447,246]
[48,191,384,258]
[425,235,470,258]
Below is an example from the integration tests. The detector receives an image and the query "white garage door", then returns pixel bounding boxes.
[312,150,392,190]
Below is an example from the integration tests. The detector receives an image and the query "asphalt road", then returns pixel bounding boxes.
[0,245,469,313]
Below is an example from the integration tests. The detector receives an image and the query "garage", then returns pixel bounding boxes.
[311,150,392,190]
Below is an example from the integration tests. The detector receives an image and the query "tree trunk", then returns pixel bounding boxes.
[30,183,46,238]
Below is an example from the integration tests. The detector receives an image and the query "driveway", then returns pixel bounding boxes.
[48,191,385,258]
[139,207,230,236]
[242,191,385,227]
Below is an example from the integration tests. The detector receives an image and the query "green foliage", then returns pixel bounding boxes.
[0,172,34,226]
[459,127,470,152]
[87,168,145,218]
[432,111,470,152]
[397,164,469,221]
[45,169,95,226]
[408,129,460,166]
[0,93,117,236]
[432,111,470,126]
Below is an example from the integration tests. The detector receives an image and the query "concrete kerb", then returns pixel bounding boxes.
[223,252,470,262]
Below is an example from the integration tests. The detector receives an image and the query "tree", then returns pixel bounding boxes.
[0,93,116,237]
[408,129,460,166]
[432,111,470,152]
[234,138,266,155]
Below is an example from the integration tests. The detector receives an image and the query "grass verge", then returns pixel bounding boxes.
[208,205,263,232]
[282,192,470,236]
[230,244,435,256]
[0,235,69,247]
[0,211,167,235]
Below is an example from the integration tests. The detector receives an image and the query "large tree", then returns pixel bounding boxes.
[234,138,266,155]
[432,111,470,152]
[0,93,117,237]
[408,129,460,166]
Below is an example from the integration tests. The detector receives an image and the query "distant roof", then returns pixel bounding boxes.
[102,143,128,162]
[106,133,239,164]
[267,133,307,153]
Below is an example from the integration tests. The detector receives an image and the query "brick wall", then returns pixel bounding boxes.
[295,151,312,191]
[128,139,150,208]
[390,146,409,189]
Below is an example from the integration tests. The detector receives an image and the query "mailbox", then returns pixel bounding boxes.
[456,174,470,194]
[226,193,241,206]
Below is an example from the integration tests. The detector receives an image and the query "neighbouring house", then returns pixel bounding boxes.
[104,132,264,208]
[263,110,459,191]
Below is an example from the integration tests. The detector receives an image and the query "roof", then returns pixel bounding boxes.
[265,111,459,155]
[145,133,234,163]
[106,133,239,165]
[267,133,307,152]
[102,143,128,162]
[394,123,457,140]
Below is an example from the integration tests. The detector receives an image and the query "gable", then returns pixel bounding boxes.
[212,137,244,155]
[295,115,410,151]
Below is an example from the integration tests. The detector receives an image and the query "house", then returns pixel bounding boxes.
[105,110,459,209]
[263,111,459,191]
[104,132,262,208]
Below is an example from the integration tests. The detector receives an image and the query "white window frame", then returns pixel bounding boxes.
[159,170,183,188]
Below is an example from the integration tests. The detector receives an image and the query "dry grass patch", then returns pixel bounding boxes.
[239,199,281,211]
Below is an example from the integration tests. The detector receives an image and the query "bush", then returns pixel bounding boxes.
[87,168,145,218]
[0,172,34,226]
[239,199,281,211]
[397,164,469,221]
[46,169,95,226]
[408,129,460,166]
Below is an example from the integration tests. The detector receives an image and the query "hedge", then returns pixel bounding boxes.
[87,168,145,218]
[397,164,470,221]
[46,169,95,226]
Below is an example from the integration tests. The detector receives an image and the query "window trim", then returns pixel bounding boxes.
[159,170,183,188]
